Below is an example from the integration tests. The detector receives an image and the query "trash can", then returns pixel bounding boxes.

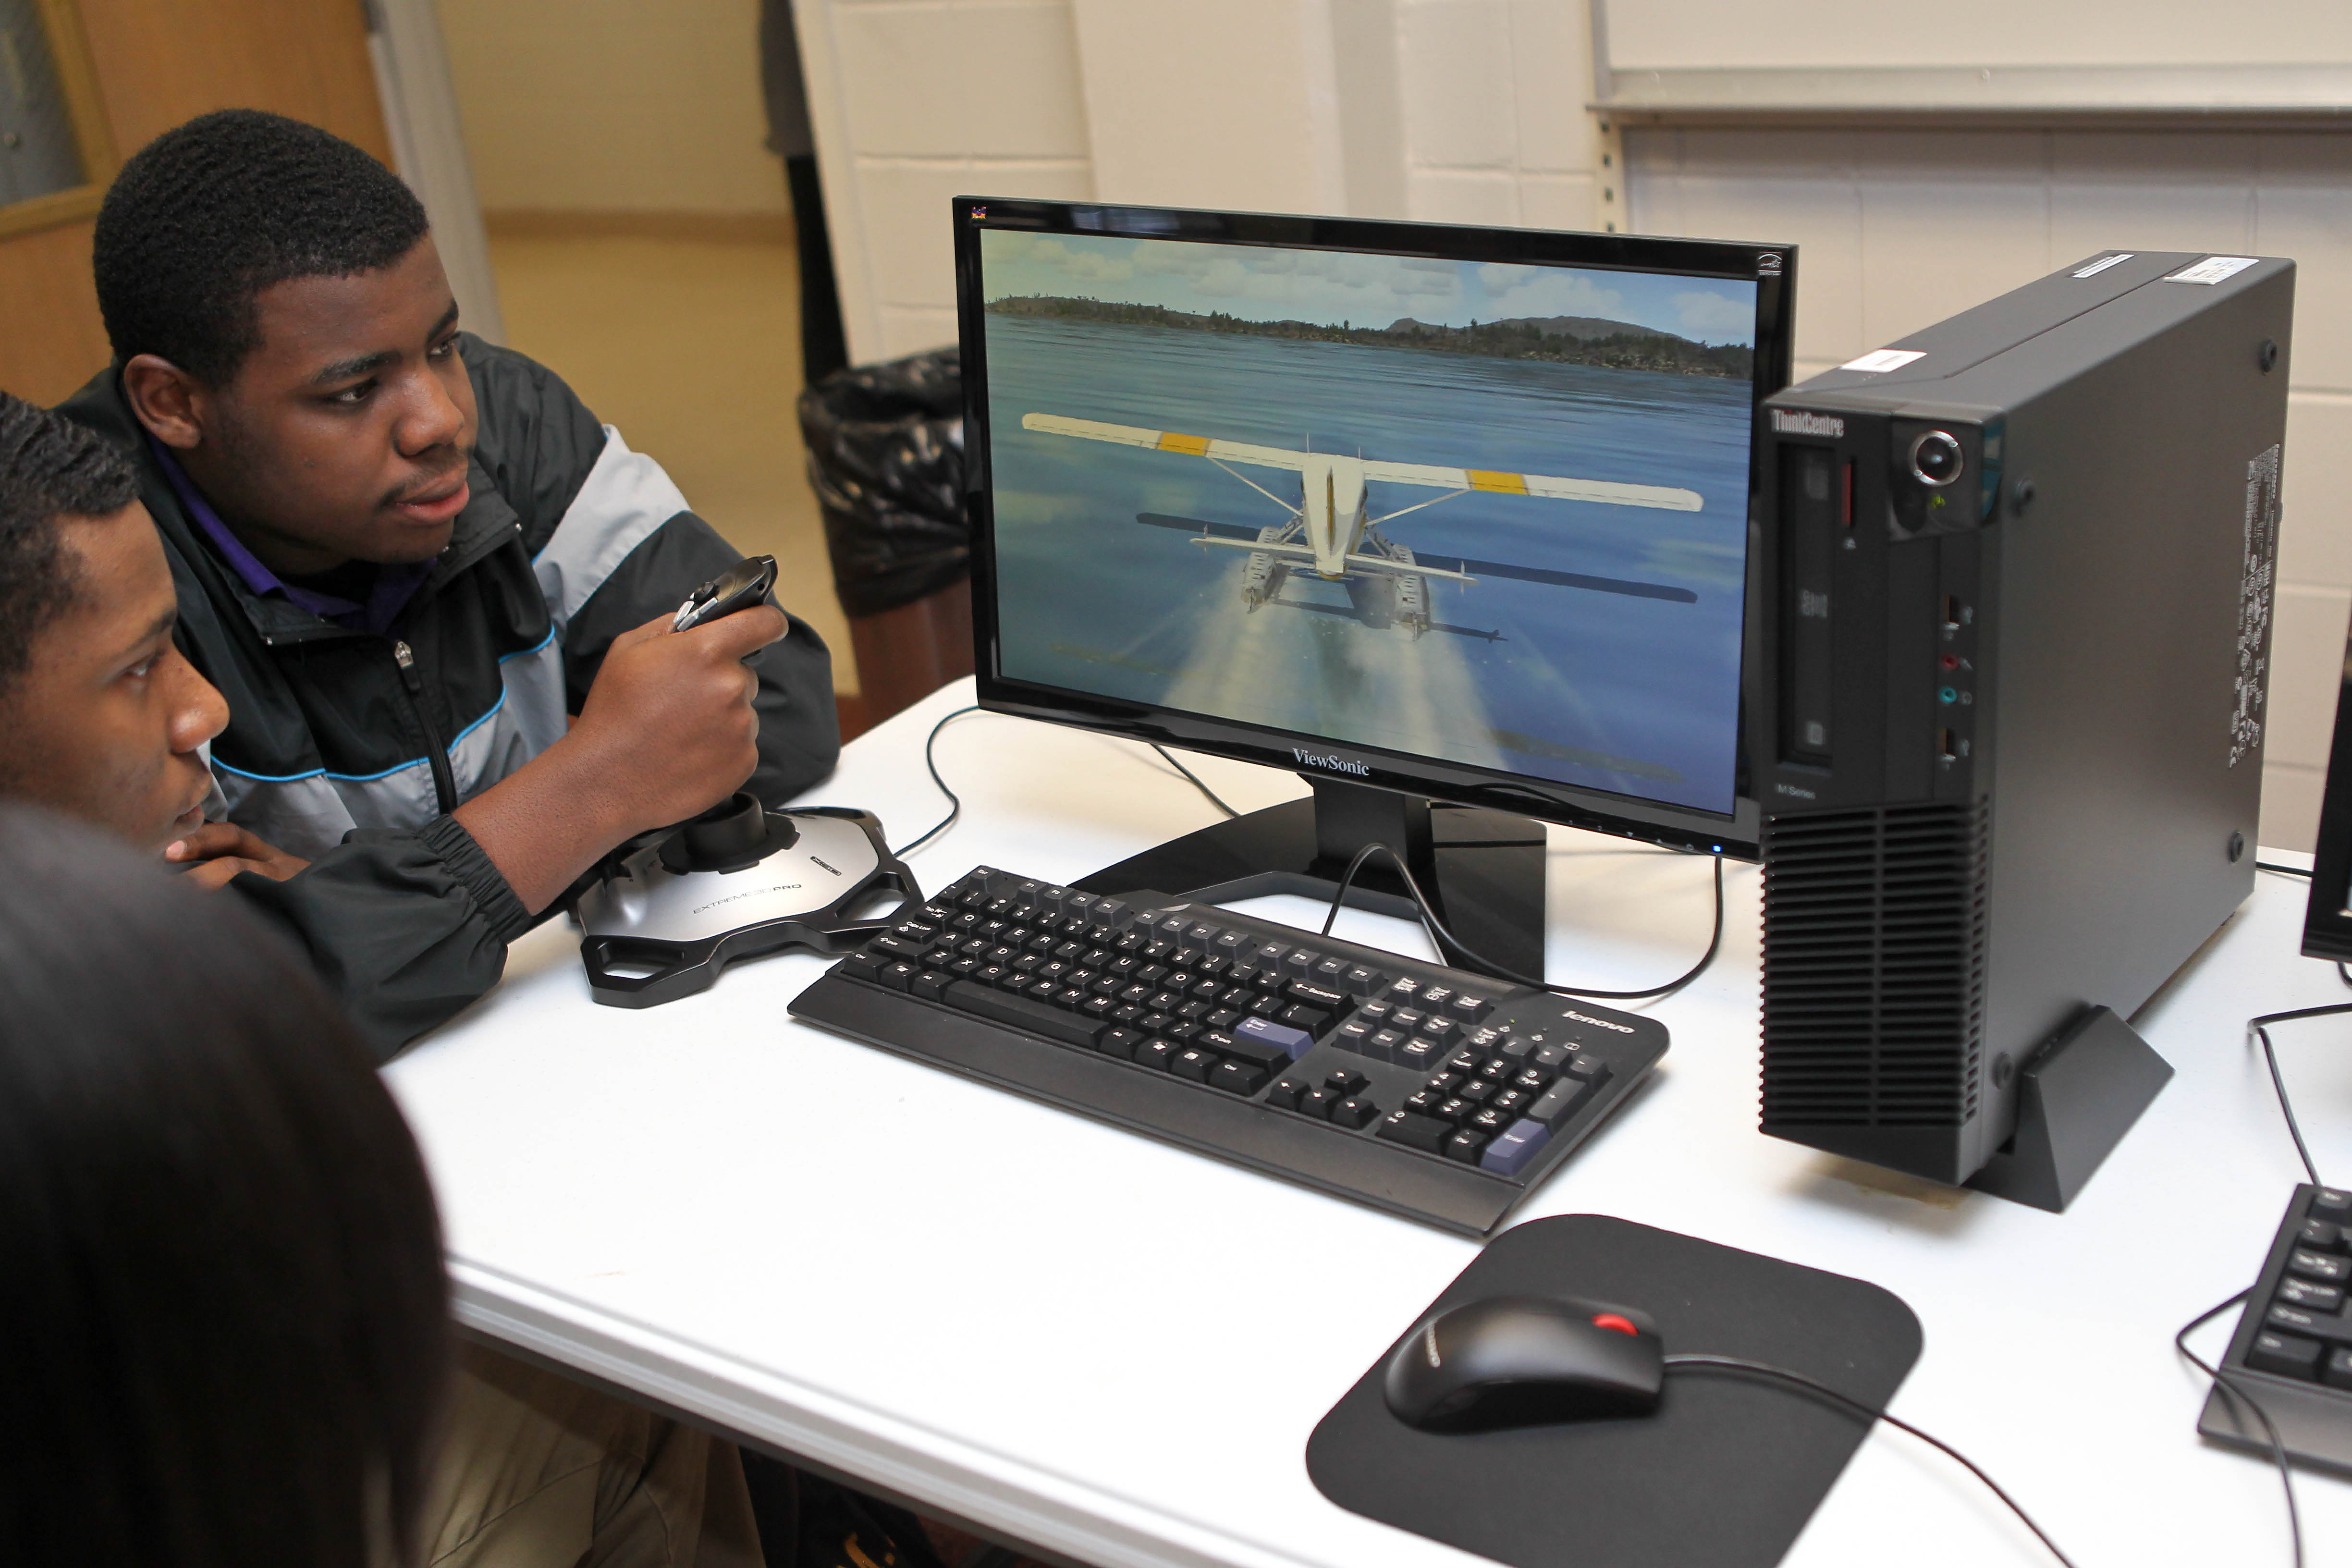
[796,346,972,729]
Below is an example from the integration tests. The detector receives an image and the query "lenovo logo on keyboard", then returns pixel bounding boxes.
[1562,1008,1636,1034]
[1293,748,1371,776]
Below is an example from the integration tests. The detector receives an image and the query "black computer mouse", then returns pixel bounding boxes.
[1382,1295,1665,1431]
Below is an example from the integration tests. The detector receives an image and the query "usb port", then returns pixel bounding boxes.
[1936,727,1960,761]
[1940,594,1962,631]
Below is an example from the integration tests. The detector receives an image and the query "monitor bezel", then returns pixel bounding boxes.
[2304,612,2352,960]
[954,196,1794,859]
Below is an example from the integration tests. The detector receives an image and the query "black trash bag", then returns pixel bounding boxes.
[797,346,968,618]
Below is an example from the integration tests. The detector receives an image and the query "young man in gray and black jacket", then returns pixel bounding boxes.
[48,109,840,1058]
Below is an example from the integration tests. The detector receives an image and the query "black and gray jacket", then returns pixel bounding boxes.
[59,334,839,1059]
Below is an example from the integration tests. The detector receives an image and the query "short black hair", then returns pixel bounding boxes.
[0,391,139,699]
[0,804,451,1568]
[93,109,430,384]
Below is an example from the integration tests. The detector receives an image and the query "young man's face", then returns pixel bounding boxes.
[139,235,479,577]
[0,502,228,852]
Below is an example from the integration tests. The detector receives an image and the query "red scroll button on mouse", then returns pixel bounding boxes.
[1590,1313,1640,1336]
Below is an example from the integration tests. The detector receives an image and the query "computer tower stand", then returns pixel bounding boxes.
[1073,776,1547,983]
[1965,1005,2174,1212]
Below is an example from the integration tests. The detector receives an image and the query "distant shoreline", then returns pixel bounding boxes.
[984,294,1752,379]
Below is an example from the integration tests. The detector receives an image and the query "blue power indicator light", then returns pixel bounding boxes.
[1938,686,1960,705]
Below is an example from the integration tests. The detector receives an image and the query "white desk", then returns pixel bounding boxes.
[386,677,2352,1568]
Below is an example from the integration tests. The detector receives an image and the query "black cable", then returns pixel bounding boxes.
[1660,1354,2077,1568]
[1317,840,1725,1001]
[890,705,980,857]
[1148,743,1240,819]
[2246,1002,2352,1189]
[2260,861,2315,879]
[2175,1289,2303,1568]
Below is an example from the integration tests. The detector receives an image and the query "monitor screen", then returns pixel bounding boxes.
[959,202,1791,851]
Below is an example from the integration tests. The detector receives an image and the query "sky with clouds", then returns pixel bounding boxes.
[980,231,1757,346]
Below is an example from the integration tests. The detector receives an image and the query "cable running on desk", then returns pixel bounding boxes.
[1660,1355,2077,1568]
[1318,840,1725,1001]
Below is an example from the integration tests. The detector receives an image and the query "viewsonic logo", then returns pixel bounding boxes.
[1293,748,1371,777]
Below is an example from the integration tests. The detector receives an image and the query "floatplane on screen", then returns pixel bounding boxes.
[1021,413,1702,640]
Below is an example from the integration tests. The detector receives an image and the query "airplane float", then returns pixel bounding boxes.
[1021,413,1702,640]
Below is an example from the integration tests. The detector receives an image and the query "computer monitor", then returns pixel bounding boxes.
[2304,607,2352,961]
[954,198,1793,979]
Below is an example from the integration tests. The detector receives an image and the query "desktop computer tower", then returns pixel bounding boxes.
[1753,251,2292,1198]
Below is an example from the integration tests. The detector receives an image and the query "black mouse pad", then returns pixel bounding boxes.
[1306,1214,1922,1568]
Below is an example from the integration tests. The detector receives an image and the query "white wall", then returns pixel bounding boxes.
[1629,127,2352,848]
[795,0,2352,848]
[438,0,789,215]
[792,0,1608,361]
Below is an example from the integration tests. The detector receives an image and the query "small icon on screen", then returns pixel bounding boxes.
[970,205,988,221]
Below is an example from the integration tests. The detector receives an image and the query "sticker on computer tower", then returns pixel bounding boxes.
[1840,348,1926,373]
[2168,256,2259,286]
[2232,442,2281,768]
[2072,253,2133,278]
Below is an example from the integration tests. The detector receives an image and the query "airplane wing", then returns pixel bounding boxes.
[1414,552,1698,603]
[1024,414,1309,471]
[1358,458,1702,512]
[1140,513,1697,601]
[1135,513,1265,543]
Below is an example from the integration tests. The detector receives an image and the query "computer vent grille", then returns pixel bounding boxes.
[1759,801,1988,1128]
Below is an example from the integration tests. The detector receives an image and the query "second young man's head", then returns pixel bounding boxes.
[0,394,227,854]
[98,110,476,578]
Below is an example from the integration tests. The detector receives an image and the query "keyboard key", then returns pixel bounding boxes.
[1397,1037,1446,1071]
[2304,1220,2347,1253]
[942,979,1105,1047]
[1468,1106,1512,1134]
[2314,1188,2352,1225]
[2290,1249,2351,1285]
[872,933,926,960]
[1491,1088,1531,1117]
[1335,1020,1376,1054]
[2249,1330,2325,1380]
[1345,966,1383,996]
[1568,1052,1611,1083]
[1323,1069,1369,1097]
[1099,1027,1143,1061]
[1279,1004,1334,1036]
[880,962,921,991]
[1316,957,1351,985]
[1420,986,1454,1012]
[1172,1047,1218,1082]
[1420,1019,1458,1046]
[1434,1097,1473,1124]
[1330,1096,1378,1129]
[911,970,949,1001]
[1480,1119,1551,1176]
[1513,1067,1552,1094]
[1298,1087,1341,1120]
[1135,1038,1182,1071]
[1165,1021,1204,1042]
[1391,1008,1427,1033]
[1234,1015,1313,1062]
[1367,1028,1407,1061]
[1287,979,1348,1011]
[1265,1078,1306,1111]
[1210,1059,1271,1096]
[1532,1041,1571,1070]
[1444,1129,1490,1164]
[1449,994,1494,1022]
[2267,1302,2352,1345]
[2328,1348,2352,1391]
[1377,1110,1451,1152]
[1525,1077,1595,1127]
[2280,1278,2346,1311]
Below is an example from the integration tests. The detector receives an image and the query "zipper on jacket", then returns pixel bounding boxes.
[392,640,461,814]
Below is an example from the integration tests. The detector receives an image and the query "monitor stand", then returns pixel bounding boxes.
[1072,775,1547,982]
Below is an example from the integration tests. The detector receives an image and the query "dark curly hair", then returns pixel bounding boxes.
[0,392,139,700]
[93,110,429,385]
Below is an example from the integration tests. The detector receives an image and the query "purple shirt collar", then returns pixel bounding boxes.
[149,437,431,637]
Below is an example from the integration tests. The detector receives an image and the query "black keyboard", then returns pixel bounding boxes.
[2199,1183,2352,1471]
[788,865,1667,1235]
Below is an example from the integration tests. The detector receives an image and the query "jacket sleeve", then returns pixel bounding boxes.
[561,512,841,807]
[460,332,842,808]
[226,815,538,1064]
